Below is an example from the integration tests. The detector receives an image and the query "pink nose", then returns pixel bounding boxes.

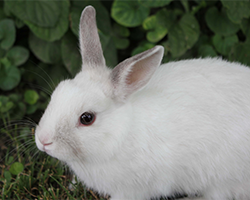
[39,136,53,146]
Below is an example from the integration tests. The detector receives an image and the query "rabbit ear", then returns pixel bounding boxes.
[79,6,106,68]
[111,46,164,101]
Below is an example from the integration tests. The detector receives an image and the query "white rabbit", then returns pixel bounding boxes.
[35,5,250,200]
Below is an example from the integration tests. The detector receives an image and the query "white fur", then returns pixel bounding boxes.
[35,6,250,200]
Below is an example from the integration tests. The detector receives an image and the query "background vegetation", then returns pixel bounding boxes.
[1,0,250,199]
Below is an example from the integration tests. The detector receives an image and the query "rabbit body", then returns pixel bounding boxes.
[35,6,250,200]
[69,59,250,200]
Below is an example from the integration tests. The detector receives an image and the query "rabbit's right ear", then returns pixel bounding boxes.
[79,6,106,68]
[111,46,164,102]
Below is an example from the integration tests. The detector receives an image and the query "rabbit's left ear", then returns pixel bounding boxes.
[79,6,106,68]
[111,46,164,102]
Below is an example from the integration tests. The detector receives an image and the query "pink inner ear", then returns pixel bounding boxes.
[126,56,155,87]
[111,45,163,101]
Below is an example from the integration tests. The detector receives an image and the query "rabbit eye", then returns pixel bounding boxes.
[80,112,95,126]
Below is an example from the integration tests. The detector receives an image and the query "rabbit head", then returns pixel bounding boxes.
[35,6,164,164]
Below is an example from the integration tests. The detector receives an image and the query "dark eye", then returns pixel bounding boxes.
[80,112,95,126]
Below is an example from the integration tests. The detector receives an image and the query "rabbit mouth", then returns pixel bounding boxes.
[42,142,53,154]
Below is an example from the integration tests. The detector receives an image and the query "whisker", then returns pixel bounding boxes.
[23,69,55,93]
[0,120,35,129]
[23,117,38,126]
[22,82,52,96]
[3,135,33,146]
[17,141,37,160]
[30,148,43,162]
[0,138,35,163]
[1,126,34,133]
[1,128,33,141]
[28,60,57,89]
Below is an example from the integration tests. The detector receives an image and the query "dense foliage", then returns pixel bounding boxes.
[1,0,250,199]
[1,0,250,123]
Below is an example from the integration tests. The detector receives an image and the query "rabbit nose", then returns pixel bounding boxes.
[39,135,53,147]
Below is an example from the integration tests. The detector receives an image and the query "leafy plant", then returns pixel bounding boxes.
[1,0,250,199]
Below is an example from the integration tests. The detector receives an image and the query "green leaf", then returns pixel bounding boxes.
[205,7,240,36]
[221,0,250,24]
[0,48,5,59]
[0,99,14,113]
[229,42,250,66]
[0,7,6,21]
[169,14,200,58]
[24,90,39,105]
[113,36,130,49]
[26,104,38,114]
[198,44,217,58]
[6,156,14,165]
[29,33,61,64]
[113,23,130,49]
[6,46,29,67]
[2,93,26,119]
[178,14,200,48]
[0,65,21,91]
[194,0,218,5]
[9,162,24,175]
[61,31,81,76]
[212,34,238,56]
[131,42,155,56]
[14,102,26,120]
[102,35,118,67]
[0,57,12,67]
[143,15,168,43]
[169,24,186,57]
[24,0,69,42]
[0,19,16,50]
[157,11,175,29]
[111,0,150,27]
[147,27,168,43]
[143,8,176,43]
[0,96,9,111]
[5,102,14,112]
[15,18,25,29]
[69,7,82,37]
[5,0,61,28]
[138,0,172,8]
[4,171,12,183]
[181,0,189,13]
[241,18,250,41]
[113,23,130,37]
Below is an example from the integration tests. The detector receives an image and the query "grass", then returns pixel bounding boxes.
[0,119,108,200]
